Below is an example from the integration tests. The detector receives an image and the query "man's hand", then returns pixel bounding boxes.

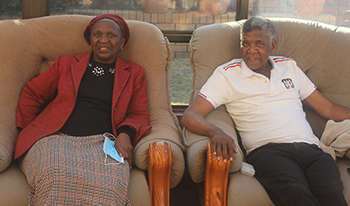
[182,96,238,162]
[114,133,133,169]
[210,129,237,162]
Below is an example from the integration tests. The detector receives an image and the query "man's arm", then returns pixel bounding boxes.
[303,90,350,121]
[181,96,237,162]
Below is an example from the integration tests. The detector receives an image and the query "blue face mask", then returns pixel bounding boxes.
[103,134,124,164]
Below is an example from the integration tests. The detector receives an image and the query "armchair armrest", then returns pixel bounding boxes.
[183,106,244,183]
[148,141,172,206]
[0,106,18,172]
[205,143,230,206]
[133,109,185,188]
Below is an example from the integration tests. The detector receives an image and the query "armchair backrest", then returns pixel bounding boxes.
[190,18,350,138]
[0,15,182,172]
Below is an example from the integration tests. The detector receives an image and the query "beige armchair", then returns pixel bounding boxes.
[185,18,350,205]
[0,14,185,206]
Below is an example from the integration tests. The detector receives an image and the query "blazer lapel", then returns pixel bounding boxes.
[112,57,131,108]
[70,51,92,96]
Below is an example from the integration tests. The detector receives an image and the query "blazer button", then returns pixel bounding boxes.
[114,108,117,112]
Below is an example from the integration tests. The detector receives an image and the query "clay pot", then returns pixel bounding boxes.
[141,0,170,13]
[298,0,326,15]
[198,0,230,14]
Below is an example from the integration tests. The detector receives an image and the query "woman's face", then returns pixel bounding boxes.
[90,19,126,64]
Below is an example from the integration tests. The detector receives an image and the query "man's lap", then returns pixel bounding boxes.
[246,142,346,206]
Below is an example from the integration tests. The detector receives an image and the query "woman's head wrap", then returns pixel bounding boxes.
[83,14,130,46]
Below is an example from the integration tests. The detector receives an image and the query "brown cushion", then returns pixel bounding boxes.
[187,18,350,205]
[189,18,350,136]
[0,15,93,171]
[227,172,273,206]
[128,167,151,206]
[0,161,31,206]
[0,106,17,172]
[0,14,185,204]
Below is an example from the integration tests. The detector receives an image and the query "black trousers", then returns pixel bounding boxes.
[246,143,347,206]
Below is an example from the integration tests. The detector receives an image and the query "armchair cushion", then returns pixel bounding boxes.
[227,172,273,206]
[0,161,31,206]
[187,18,350,205]
[0,106,17,172]
[0,14,184,205]
[185,21,245,183]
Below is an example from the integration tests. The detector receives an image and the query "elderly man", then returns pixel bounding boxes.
[182,16,349,205]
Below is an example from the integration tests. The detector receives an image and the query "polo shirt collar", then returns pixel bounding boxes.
[241,57,277,78]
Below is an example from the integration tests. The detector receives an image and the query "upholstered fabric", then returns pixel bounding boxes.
[0,14,185,205]
[186,18,350,205]
[184,105,244,183]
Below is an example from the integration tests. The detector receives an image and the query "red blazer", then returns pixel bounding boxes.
[14,51,151,159]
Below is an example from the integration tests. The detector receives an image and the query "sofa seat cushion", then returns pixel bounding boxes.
[228,171,273,206]
[0,160,31,206]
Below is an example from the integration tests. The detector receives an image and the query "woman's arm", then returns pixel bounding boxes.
[117,66,151,139]
[16,57,61,129]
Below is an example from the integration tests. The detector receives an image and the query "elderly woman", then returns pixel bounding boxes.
[14,14,151,205]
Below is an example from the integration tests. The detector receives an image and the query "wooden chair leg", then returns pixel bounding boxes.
[148,141,172,206]
[205,143,230,206]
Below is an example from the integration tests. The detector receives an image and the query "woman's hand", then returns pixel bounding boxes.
[114,133,134,169]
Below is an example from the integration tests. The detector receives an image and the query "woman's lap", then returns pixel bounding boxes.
[20,133,130,206]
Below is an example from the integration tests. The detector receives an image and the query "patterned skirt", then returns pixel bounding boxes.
[20,133,131,206]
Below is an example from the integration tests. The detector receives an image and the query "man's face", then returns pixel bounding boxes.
[240,29,276,71]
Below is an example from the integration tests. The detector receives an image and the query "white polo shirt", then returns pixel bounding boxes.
[199,56,319,154]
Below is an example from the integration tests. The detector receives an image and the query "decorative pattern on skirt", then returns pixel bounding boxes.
[20,133,131,206]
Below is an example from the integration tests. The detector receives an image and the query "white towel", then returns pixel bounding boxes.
[320,119,350,160]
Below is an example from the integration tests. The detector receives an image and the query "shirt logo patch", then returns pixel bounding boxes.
[282,78,295,89]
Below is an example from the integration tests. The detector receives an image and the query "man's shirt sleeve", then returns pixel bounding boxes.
[293,62,317,100]
[199,68,231,109]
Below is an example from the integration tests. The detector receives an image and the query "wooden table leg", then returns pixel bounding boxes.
[148,141,172,206]
[205,143,230,206]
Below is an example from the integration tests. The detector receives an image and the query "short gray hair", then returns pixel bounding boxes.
[241,17,276,42]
